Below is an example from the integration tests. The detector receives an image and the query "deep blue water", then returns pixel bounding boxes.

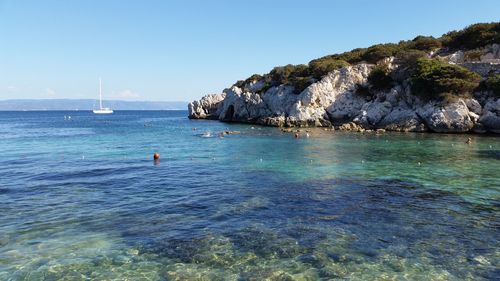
[0,110,498,280]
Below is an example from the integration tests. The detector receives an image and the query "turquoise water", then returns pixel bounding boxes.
[0,110,498,280]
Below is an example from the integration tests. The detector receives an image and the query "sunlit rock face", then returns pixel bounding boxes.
[188,93,226,120]
[417,100,475,133]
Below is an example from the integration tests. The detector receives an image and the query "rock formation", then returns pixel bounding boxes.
[188,43,500,134]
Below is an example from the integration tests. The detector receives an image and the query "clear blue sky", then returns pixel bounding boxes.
[0,0,499,102]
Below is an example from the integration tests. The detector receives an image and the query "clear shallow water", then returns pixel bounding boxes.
[0,110,498,280]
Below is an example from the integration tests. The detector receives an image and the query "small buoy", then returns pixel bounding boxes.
[418,162,421,165]
[153,152,160,160]
[260,158,263,162]
[361,160,365,163]
[490,145,493,149]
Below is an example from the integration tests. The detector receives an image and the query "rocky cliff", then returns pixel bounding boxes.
[189,26,500,133]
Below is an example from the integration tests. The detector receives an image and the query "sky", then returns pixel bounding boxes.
[0,0,499,102]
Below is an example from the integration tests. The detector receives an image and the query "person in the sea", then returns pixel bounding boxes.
[466,137,472,144]
[153,152,160,165]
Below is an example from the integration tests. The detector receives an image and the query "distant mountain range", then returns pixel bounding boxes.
[0,99,187,111]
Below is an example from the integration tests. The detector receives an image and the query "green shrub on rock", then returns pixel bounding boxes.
[368,64,393,91]
[234,80,245,88]
[395,49,427,69]
[354,83,372,98]
[335,48,368,64]
[484,74,500,97]
[268,65,296,85]
[464,49,485,61]
[289,76,314,94]
[410,58,481,101]
[245,74,264,84]
[362,44,401,63]
[267,64,311,86]
[441,22,500,51]
[308,58,349,80]
[406,36,442,52]
[235,22,499,97]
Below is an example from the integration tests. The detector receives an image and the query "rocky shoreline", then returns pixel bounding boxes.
[189,45,500,134]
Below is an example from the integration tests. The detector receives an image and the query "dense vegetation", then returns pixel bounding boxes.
[367,64,393,91]
[441,22,500,50]
[409,58,481,101]
[234,22,499,99]
[484,74,500,97]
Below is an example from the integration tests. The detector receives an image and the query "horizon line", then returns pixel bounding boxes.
[0,98,188,103]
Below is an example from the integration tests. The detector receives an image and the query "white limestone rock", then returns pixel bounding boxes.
[326,91,366,123]
[418,99,474,133]
[478,98,500,133]
[448,51,465,64]
[480,44,500,63]
[354,101,393,127]
[246,80,266,92]
[287,64,372,126]
[187,57,497,133]
[261,85,297,116]
[379,108,426,132]
[188,93,226,119]
[218,86,271,122]
[465,99,482,115]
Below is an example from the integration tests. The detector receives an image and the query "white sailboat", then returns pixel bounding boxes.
[93,78,113,114]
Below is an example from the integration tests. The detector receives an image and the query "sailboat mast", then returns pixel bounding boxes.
[99,78,103,109]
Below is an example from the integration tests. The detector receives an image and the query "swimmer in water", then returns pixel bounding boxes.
[153,152,160,165]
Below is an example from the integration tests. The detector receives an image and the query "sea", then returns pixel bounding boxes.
[0,110,498,280]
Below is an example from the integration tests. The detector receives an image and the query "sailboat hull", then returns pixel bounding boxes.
[93,108,113,114]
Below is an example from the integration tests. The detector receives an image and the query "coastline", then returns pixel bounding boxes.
[188,72,500,134]
[188,24,500,134]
